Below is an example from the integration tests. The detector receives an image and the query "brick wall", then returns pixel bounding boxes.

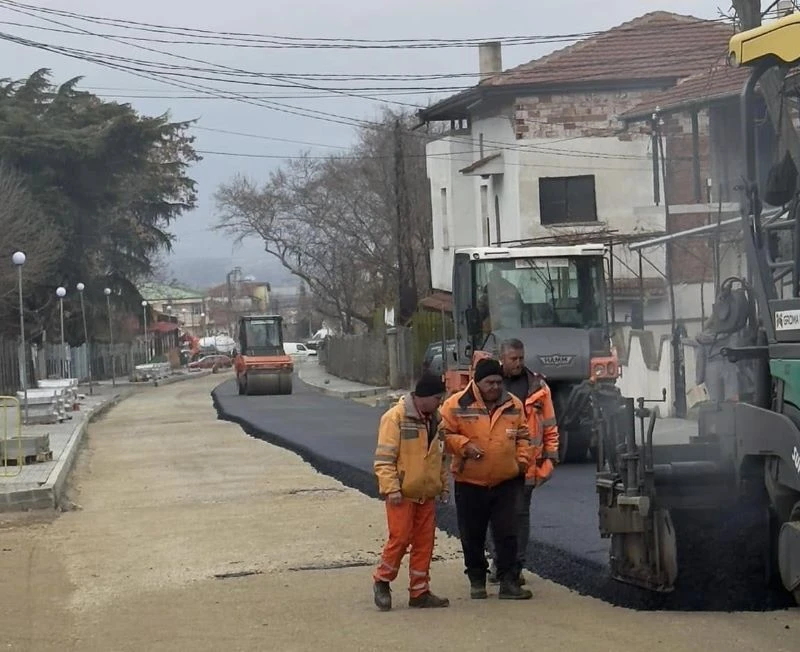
[661,110,714,284]
[514,89,655,140]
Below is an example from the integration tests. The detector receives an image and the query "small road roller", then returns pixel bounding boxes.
[234,315,294,396]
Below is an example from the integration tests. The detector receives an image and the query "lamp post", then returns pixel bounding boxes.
[104,288,115,388]
[142,300,150,364]
[200,312,206,338]
[76,283,93,395]
[56,286,67,378]
[12,251,28,423]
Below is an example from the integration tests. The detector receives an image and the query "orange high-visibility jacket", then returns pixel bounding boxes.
[373,394,448,502]
[440,382,531,488]
[517,369,559,485]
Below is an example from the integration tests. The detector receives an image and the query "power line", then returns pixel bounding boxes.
[0,6,709,166]
[0,1,733,49]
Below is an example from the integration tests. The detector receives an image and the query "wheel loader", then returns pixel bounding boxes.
[445,244,622,463]
[596,11,800,605]
[234,315,294,396]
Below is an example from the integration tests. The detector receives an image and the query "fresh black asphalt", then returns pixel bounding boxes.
[213,377,794,611]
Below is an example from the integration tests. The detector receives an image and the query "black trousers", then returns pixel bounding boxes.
[454,476,523,584]
[487,483,534,574]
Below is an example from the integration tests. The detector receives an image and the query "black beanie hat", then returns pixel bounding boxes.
[474,358,502,383]
[415,372,446,398]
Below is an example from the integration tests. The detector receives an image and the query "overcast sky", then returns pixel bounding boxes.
[0,0,727,289]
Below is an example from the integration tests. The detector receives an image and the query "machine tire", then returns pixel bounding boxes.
[278,372,293,395]
[779,501,800,605]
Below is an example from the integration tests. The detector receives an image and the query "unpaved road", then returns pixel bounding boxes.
[0,374,796,652]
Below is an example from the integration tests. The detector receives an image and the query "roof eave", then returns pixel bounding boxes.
[418,76,684,123]
[621,91,741,123]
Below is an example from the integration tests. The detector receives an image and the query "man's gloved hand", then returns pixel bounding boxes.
[534,458,554,487]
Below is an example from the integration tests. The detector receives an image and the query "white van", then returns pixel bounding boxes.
[284,342,317,357]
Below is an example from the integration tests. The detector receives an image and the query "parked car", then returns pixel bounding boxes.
[188,354,233,371]
[422,339,457,376]
[284,342,317,357]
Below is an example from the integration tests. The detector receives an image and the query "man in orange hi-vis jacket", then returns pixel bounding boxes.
[372,372,450,611]
[487,338,559,585]
[440,357,533,600]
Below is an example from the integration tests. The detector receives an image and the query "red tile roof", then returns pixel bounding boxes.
[621,63,750,120]
[482,12,733,88]
[420,12,735,122]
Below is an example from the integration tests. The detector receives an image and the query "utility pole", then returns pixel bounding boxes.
[394,119,416,325]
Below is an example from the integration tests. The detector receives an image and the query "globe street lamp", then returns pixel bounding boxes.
[200,312,206,338]
[76,283,93,395]
[12,251,28,423]
[104,288,115,388]
[56,286,67,379]
[142,300,150,364]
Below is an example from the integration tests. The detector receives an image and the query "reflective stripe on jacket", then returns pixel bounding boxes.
[373,394,447,501]
[519,369,559,484]
[440,382,531,488]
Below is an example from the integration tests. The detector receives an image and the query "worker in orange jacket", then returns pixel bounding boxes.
[372,373,450,611]
[487,338,559,585]
[440,357,533,600]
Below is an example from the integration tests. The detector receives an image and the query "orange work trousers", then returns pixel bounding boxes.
[373,498,436,598]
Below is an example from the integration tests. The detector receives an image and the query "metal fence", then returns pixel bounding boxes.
[0,338,151,395]
[0,338,22,397]
[322,331,390,387]
[320,310,454,389]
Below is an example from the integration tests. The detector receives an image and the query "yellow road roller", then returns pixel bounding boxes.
[234,315,294,396]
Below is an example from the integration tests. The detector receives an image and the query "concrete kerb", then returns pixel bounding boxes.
[294,365,387,400]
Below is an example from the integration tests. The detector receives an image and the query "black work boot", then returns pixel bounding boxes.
[499,578,532,600]
[408,591,450,608]
[373,581,392,611]
[468,573,488,599]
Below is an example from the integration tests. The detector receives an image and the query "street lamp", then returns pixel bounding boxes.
[104,288,115,388]
[56,286,67,379]
[12,251,28,423]
[76,283,93,395]
[200,312,206,338]
[142,300,150,364]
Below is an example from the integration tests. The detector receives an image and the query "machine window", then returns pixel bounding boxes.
[474,257,604,331]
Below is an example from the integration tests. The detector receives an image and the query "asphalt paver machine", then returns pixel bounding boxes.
[595,12,800,604]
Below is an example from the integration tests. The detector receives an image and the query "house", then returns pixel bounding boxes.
[139,282,207,337]
[205,273,272,335]
[417,11,750,338]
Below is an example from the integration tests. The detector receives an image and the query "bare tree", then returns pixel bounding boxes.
[0,163,63,337]
[214,111,435,333]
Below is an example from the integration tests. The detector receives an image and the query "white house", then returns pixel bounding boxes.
[418,11,747,339]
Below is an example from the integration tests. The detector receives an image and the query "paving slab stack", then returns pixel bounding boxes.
[17,387,68,424]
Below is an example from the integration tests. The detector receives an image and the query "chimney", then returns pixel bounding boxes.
[479,42,502,82]
[777,0,794,16]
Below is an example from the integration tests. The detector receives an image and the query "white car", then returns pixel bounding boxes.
[284,342,317,357]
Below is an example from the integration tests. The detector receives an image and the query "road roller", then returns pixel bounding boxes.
[595,11,800,606]
[234,314,294,396]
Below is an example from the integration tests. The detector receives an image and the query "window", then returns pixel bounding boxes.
[440,187,449,249]
[473,257,605,330]
[538,175,598,225]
